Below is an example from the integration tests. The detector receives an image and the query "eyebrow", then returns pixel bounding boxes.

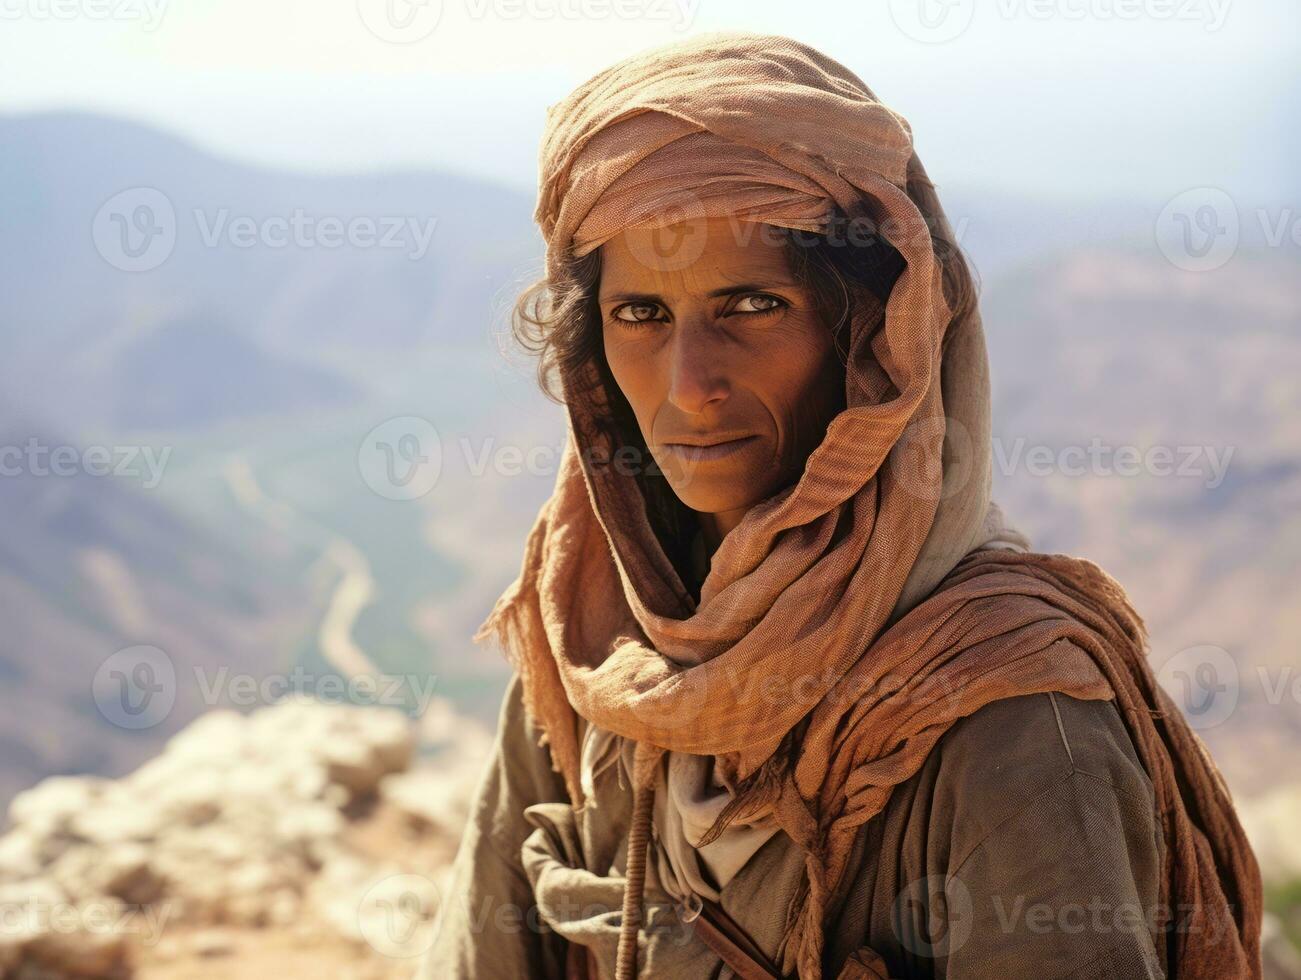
[600,281,799,305]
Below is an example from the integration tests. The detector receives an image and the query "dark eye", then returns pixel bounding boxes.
[730,293,787,316]
[610,302,666,326]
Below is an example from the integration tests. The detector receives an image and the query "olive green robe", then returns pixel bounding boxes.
[419,664,1165,979]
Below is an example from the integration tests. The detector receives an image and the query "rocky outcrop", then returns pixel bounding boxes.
[0,696,488,978]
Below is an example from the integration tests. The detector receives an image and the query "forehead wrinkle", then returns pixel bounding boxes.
[599,224,795,304]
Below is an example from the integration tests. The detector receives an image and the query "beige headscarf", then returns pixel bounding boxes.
[478,31,1261,980]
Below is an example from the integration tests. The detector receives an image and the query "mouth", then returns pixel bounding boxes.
[659,434,760,462]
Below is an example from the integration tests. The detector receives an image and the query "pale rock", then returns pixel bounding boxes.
[68,789,165,845]
[0,696,471,975]
[48,841,162,907]
[0,828,45,882]
[381,768,473,837]
[275,800,347,867]
[8,777,109,836]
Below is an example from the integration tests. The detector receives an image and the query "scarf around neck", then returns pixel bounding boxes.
[476,30,1262,979]
[632,507,1034,917]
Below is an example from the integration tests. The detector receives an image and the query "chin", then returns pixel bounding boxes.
[666,476,765,517]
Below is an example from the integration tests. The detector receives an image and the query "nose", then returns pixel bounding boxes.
[666,320,730,416]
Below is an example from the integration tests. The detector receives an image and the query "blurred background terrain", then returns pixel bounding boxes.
[1,0,1298,975]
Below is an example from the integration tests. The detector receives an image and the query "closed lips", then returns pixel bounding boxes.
[660,435,759,460]
[660,433,754,448]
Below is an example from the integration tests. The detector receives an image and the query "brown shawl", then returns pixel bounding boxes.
[476,30,1261,980]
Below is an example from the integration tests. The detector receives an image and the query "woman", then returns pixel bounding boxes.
[422,31,1261,979]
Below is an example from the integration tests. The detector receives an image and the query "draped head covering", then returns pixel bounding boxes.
[477,30,1261,979]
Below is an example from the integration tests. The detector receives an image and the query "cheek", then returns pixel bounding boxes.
[603,333,661,430]
[748,322,842,470]
[758,320,837,415]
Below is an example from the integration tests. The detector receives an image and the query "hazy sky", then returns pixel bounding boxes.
[3,0,1296,204]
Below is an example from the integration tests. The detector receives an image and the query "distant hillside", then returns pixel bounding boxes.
[0,112,542,435]
[108,315,353,429]
[0,411,321,811]
[983,243,1301,793]
[0,113,549,813]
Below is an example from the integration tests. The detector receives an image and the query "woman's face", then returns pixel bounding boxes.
[599,216,845,535]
